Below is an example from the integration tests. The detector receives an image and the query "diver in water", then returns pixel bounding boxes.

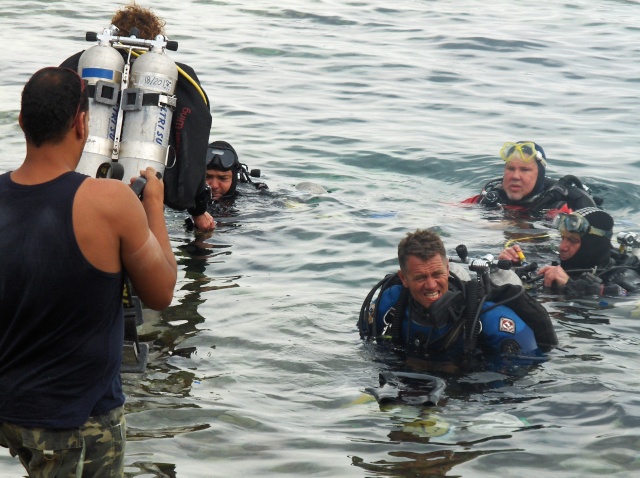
[197,140,267,215]
[358,229,558,363]
[206,140,267,202]
[463,141,599,216]
[500,208,640,296]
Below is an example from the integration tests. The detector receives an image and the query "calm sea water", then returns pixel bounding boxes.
[2,1,640,476]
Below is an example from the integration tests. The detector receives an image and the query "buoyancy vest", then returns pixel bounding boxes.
[560,252,640,296]
[603,256,640,293]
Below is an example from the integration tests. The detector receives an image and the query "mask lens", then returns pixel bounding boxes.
[519,143,536,160]
[206,148,236,169]
[554,213,589,235]
[500,143,518,162]
[551,213,565,230]
[500,142,537,163]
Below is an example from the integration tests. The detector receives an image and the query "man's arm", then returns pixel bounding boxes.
[118,168,177,310]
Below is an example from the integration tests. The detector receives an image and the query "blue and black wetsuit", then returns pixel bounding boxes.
[359,272,557,360]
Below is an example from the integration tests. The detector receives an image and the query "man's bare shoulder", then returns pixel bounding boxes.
[76,177,143,223]
[79,177,138,203]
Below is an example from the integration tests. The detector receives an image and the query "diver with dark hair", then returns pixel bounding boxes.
[358,229,558,365]
[463,141,600,215]
[205,141,267,204]
[0,66,176,476]
[179,140,267,226]
[183,141,267,230]
[501,208,640,296]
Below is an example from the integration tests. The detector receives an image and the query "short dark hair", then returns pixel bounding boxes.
[21,67,88,147]
[398,229,447,271]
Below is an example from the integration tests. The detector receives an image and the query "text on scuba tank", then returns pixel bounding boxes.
[108,106,118,141]
[155,106,168,145]
[141,75,174,94]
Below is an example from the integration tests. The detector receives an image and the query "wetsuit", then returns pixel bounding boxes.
[558,252,640,297]
[61,51,213,216]
[464,176,598,215]
[359,271,558,359]
[0,172,124,428]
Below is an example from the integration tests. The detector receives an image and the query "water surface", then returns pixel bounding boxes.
[1,1,640,476]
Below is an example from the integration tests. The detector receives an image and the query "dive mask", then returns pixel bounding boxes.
[500,142,547,167]
[552,211,613,239]
[206,147,238,170]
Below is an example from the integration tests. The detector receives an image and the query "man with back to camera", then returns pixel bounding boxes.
[61,3,215,231]
[463,141,598,215]
[0,67,177,476]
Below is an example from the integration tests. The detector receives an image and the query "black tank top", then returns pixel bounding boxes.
[0,171,125,428]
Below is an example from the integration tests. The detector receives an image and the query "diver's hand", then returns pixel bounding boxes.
[498,245,523,263]
[192,212,215,231]
[538,265,570,288]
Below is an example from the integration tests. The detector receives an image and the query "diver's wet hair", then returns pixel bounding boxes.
[398,229,447,272]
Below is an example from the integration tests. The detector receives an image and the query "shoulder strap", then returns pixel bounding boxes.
[529,175,597,213]
[388,287,410,345]
[462,279,483,355]
[358,273,401,338]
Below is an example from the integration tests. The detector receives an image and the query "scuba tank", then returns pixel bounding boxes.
[76,26,124,177]
[76,27,179,181]
[73,27,179,373]
[118,41,178,183]
[617,231,640,260]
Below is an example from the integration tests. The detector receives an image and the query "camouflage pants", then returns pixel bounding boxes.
[0,406,125,478]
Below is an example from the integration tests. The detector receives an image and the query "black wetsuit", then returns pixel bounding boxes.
[467,176,598,215]
[563,252,640,296]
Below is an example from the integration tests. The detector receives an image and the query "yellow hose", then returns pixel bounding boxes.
[504,233,554,249]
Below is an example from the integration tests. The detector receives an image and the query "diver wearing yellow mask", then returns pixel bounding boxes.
[464,141,599,216]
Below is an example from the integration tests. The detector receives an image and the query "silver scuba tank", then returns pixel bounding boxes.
[617,232,640,260]
[76,30,124,177]
[117,40,178,183]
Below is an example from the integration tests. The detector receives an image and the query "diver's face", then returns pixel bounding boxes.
[502,157,538,201]
[398,254,449,310]
[206,169,233,200]
[559,231,581,261]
